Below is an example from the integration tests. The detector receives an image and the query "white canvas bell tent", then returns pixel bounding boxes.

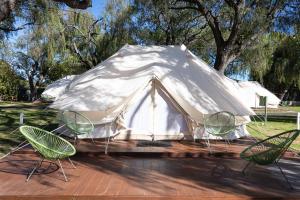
[50,44,255,140]
[42,75,78,101]
[238,81,281,108]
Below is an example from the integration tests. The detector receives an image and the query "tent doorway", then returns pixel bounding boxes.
[118,79,189,140]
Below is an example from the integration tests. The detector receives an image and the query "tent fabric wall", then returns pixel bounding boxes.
[60,80,189,140]
[55,80,250,140]
[238,81,281,108]
[51,45,255,140]
[42,75,78,101]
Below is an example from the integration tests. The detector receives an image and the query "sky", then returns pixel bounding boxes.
[87,0,108,18]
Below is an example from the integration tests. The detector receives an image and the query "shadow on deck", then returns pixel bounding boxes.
[0,139,299,200]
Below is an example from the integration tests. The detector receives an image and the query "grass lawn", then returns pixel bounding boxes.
[247,117,299,152]
[288,106,300,112]
[0,102,58,157]
[0,102,299,157]
[253,106,300,113]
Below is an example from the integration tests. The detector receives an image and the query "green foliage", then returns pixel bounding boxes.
[238,33,285,82]
[61,11,102,69]
[1,0,299,101]
[0,61,20,100]
[131,0,207,45]
[97,0,136,60]
[272,35,300,88]
[258,34,300,97]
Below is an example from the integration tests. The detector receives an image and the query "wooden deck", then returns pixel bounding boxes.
[0,139,300,199]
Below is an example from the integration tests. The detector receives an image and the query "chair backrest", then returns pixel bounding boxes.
[204,111,236,136]
[19,126,76,160]
[240,129,300,165]
[61,110,94,136]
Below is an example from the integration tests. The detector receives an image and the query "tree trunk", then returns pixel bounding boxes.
[0,0,15,22]
[165,30,171,45]
[28,75,36,101]
[277,85,294,101]
[214,46,237,74]
[52,0,91,9]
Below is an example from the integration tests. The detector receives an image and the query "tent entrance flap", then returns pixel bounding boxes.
[119,80,189,140]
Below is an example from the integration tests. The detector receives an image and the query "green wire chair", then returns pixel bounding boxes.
[204,111,236,153]
[19,125,76,182]
[240,130,300,189]
[61,110,95,145]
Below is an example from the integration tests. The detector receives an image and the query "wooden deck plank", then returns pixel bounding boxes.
[0,140,299,199]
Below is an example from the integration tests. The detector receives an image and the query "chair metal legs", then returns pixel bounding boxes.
[74,133,96,145]
[275,161,293,190]
[242,162,255,175]
[206,136,231,154]
[26,158,44,182]
[68,158,76,169]
[225,137,231,145]
[26,159,71,182]
[73,135,78,145]
[205,138,212,154]
[91,137,96,145]
[57,159,68,182]
[105,136,110,155]
[222,135,232,151]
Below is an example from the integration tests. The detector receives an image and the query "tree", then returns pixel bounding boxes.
[0,0,93,41]
[0,0,91,22]
[0,1,54,39]
[55,1,135,70]
[96,0,136,61]
[172,0,299,74]
[0,60,20,100]
[61,11,102,69]
[11,2,66,100]
[131,0,208,46]
[238,33,284,83]
[13,52,44,101]
[264,35,300,99]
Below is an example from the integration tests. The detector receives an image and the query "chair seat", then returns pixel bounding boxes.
[20,126,76,160]
[240,129,300,189]
[240,130,300,165]
[204,111,236,137]
[62,111,94,136]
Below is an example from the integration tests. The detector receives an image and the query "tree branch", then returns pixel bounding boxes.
[0,22,34,32]
[225,0,245,46]
[73,42,93,68]
[172,0,224,45]
[169,6,199,11]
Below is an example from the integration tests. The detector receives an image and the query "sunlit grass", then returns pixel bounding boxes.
[1,102,299,157]
[247,117,299,151]
[0,103,58,157]
[288,106,300,112]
